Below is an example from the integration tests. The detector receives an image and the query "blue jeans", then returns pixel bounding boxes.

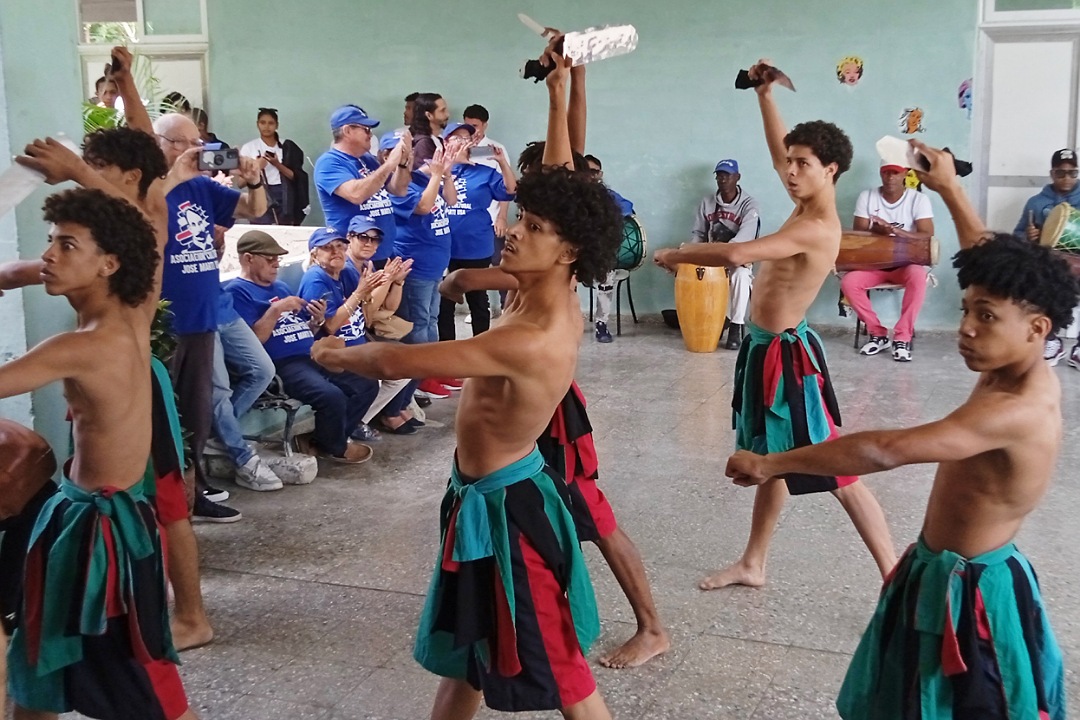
[211,319,275,466]
[274,355,379,457]
[399,277,441,345]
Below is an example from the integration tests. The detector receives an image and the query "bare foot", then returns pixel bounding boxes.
[698,561,766,591]
[171,618,214,651]
[599,628,671,669]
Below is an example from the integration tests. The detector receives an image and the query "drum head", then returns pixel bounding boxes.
[1040,203,1071,248]
[616,216,646,271]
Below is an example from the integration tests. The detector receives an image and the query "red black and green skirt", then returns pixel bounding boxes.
[538,381,618,541]
[733,320,857,495]
[413,445,601,711]
[6,478,189,719]
[838,537,1064,719]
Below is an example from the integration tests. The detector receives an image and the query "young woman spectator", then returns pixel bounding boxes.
[240,108,308,225]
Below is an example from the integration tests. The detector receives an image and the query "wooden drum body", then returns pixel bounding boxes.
[1041,202,1080,253]
[674,264,729,353]
[836,230,938,272]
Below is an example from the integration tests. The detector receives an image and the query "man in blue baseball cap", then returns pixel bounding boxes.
[314,105,414,270]
[687,158,762,350]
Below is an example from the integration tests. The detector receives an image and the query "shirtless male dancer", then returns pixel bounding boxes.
[312,52,622,720]
[653,60,897,589]
[438,35,669,670]
[14,46,217,652]
[726,143,1073,718]
[0,187,197,719]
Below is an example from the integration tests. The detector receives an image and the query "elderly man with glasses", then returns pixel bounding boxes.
[314,105,414,271]
[1015,148,1080,367]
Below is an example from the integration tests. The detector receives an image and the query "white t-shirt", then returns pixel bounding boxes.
[239,138,285,186]
[853,188,933,232]
[470,135,510,225]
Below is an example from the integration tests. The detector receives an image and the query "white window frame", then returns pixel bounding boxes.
[75,0,208,45]
[982,0,1080,27]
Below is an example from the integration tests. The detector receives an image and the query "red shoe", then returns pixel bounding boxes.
[433,377,463,391]
[416,379,451,399]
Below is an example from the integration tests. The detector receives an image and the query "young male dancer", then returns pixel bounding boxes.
[726,148,1074,718]
[311,52,623,719]
[654,60,897,588]
[0,188,196,719]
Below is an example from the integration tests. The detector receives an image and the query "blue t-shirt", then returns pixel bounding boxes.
[314,148,397,262]
[390,172,452,281]
[224,277,314,360]
[297,265,367,347]
[447,164,515,260]
[217,290,241,326]
[162,176,240,335]
[609,189,635,217]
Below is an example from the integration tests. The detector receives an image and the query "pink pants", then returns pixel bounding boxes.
[839,265,928,343]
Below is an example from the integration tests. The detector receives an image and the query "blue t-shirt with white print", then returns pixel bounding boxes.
[446,163,515,260]
[298,264,367,347]
[390,172,452,281]
[225,277,314,360]
[314,147,397,262]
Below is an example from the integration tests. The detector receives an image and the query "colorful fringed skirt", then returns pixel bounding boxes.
[838,537,1065,719]
[733,320,857,495]
[413,445,600,711]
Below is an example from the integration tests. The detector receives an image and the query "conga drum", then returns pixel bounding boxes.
[836,230,937,272]
[1040,203,1080,253]
[616,216,647,271]
[674,264,729,353]
[0,420,56,521]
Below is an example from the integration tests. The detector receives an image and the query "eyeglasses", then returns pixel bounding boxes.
[247,253,280,265]
[349,124,372,136]
[157,134,203,149]
[1052,169,1079,179]
[348,232,382,244]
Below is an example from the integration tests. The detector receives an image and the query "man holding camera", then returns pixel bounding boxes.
[1014,148,1080,367]
[152,111,267,525]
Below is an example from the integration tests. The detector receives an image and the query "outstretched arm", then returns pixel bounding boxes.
[0,260,45,292]
[910,140,989,250]
[311,321,544,380]
[0,333,93,399]
[655,215,815,271]
[439,266,519,303]
[727,392,1027,485]
[568,64,587,156]
[542,46,575,169]
[108,47,153,137]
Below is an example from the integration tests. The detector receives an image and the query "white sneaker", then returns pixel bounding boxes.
[859,335,890,356]
[1045,337,1066,366]
[892,340,912,362]
[266,455,318,485]
[235,455,284,492]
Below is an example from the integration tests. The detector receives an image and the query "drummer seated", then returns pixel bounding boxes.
[1013,148,1080,367]
[840,160,934,362]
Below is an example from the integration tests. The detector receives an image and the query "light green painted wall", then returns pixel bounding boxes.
[208,0,978,331]
[0,1,85,450]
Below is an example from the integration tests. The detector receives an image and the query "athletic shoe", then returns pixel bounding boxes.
[202,486,230,503]
[375,417,418,435]
[415,396,432,408]
[350,423,381,441]
[234,455,284,492]
[859,335,890,356]
[192,495,242,524]
[415,379,451,399]
[1069,345,1080,370]
[405,417,425,429]
[724,323,744,351]
[1045,337,1066,366]
[595,321,613,343]
[433,377,463,391]
[892,340,912,362]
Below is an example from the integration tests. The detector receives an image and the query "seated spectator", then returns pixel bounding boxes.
[225,230,376,464]
[240,108,308,225]
[343,215,423,434]
[842,159,934,362]
[193,107,228,148]
[583,154,634,344]
[1014,148,1080,367]
[438,121,517,341]
[297,225,390,441]
[689,159,760,350]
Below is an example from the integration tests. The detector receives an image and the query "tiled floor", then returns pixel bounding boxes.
[59,318,1080,718]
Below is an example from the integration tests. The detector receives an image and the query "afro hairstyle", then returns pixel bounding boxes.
[784,120,853,182]
[82,128,168,200]
[513,166,623,287]
[42,188,159,308]
[953,233,1080,333]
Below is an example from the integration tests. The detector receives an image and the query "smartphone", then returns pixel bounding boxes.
[470,145,495,159]
[110,51,123,74]
[197,143,240,172]
[263,150,276,159]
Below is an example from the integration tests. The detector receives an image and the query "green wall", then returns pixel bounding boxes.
[0,0,84,448]
[208,0,979,331]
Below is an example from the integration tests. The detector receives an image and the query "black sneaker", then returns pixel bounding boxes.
[192,494,243,524]
[415,396,432,408]
[725,323,744,351]
[202,485,230,503]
